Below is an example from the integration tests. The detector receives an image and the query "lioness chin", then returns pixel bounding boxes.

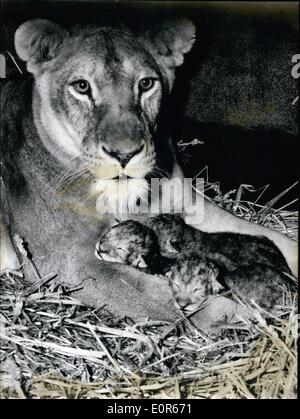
[0,18,297,327]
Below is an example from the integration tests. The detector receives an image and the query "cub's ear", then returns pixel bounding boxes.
[132,254,148,269]
[14,19,69,73]
[145,19,196,67]
[211,276,225,294]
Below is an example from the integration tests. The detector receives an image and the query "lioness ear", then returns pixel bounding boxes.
[142,19,195,90]
[110,218,120,228]
[205,261,225,293]
[150,19,196,66]
[14,19,69,73]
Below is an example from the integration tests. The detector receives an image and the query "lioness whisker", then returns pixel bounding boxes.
[47,158,91,193]
[150,166,170,180]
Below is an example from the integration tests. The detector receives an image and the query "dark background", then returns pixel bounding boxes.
[1,1,299,208]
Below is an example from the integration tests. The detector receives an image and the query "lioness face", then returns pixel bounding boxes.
[15,19,195,213]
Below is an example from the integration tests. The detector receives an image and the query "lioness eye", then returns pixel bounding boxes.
[139,78,155,92]
[72,80,91,95]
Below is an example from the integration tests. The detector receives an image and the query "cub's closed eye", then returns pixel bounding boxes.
[72,80,91,95]
[117,247,126,253]
[170,240,181,251]
[139,78,156,92]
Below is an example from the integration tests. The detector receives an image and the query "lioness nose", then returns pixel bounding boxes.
[102,144,144,168]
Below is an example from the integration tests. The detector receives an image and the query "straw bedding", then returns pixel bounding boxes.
[0,174,298,399]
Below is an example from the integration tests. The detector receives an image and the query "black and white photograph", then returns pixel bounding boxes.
[0,0,298,400]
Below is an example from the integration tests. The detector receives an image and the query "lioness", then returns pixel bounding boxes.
[0,19,297,326]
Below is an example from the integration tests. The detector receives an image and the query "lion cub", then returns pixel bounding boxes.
[168,252,292,313]
[95,220,168,273]
[145,214,291,274]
